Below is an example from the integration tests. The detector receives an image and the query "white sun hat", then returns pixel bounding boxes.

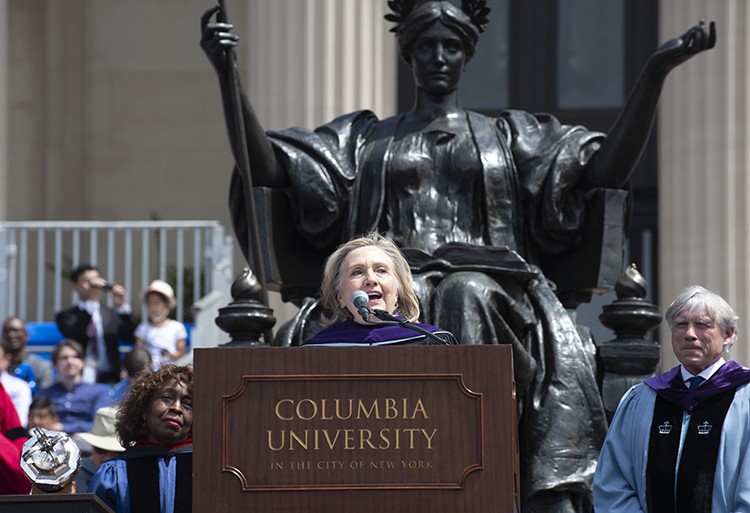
[141,279,176,310]
[75,406,125,453]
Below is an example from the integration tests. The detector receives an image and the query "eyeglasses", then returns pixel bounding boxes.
[2,327,25,334]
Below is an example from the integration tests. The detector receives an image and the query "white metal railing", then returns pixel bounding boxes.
[0,221,234,326]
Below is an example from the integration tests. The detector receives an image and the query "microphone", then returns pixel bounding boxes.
[371,309,453,345]
[349,290,372,322]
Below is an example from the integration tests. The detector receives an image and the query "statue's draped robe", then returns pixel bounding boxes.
[230,108,610,503]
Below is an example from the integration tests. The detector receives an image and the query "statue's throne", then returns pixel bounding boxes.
[243,186,630,347]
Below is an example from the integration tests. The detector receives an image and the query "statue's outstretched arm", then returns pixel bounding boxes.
[582,21,716,189]
[200,5,288,188]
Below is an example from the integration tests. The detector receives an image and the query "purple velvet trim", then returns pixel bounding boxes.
[645,360,750,411]
[305,318,443,345]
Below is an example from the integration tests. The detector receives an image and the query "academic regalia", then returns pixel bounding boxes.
[593,361,750,513]
[304,318,457,346]
[88,440,193,513]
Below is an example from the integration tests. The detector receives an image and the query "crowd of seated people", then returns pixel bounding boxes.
[0,264,190,435]
[0,263,191,498]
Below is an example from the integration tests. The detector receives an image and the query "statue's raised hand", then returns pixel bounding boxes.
[650,20,716,75]
[200,5,239,75]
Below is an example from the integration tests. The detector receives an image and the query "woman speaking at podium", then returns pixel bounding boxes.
[303,233,456,347]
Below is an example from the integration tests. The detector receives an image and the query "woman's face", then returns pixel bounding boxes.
[146,293,169,319]
[143,378,193,445]
[410,20,467,97]
[338,246,399,324]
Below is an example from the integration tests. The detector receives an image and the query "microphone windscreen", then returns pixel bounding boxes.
[350,290,369,308]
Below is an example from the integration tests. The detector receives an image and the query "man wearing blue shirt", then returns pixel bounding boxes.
[2,317,54,392]
[37,340,111,434]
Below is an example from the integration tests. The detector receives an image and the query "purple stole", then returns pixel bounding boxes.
[304,318,447,346]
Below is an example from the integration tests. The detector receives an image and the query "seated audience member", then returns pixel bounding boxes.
[27,396,59,430]
[135,280,187,369]
[594,285,750,512]
[56,264,136,384]
[110,347,152,403]
[0,341,32,427]
[88,365,193,513]
[303,233,456,346]
[0,381,31,495]
[37,340,111,434]
[75,406,125,492]
[1,316,53,392]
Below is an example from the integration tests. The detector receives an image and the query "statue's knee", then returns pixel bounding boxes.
[436,272,489,298]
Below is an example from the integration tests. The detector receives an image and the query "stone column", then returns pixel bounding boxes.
[659,0,750,367]
[245,0,397,129]
[0,0,7,220]
[240,0,398,324]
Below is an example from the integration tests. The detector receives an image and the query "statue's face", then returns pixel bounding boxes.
[410,21,467,97]
[338,246,399,325]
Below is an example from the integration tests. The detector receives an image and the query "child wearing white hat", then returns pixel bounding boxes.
[134,280,187,370]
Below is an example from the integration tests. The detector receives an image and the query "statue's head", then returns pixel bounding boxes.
[387,0,490,64]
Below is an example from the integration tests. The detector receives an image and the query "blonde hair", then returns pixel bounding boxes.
[320,233,420,324]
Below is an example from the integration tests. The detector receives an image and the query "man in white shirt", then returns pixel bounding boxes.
[55,264,136,384]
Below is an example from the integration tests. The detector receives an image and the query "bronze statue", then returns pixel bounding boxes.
[200,2,715,511]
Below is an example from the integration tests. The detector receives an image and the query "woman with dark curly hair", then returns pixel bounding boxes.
[87,364,193,513]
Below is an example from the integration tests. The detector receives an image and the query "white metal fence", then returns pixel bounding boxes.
[0,221,234,326]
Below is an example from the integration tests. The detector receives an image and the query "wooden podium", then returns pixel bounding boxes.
[0,494,114,512]
[194,345,518,513]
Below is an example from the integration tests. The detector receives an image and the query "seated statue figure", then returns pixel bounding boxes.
[200,2,715,511]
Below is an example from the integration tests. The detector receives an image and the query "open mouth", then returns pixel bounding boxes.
[367,291,382,303]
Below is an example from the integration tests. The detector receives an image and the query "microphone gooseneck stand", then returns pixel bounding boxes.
[370,309,453,345]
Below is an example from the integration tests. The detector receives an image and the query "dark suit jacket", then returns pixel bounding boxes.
[55,304,136,381]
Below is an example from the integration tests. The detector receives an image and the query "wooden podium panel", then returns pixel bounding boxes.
[0,494,114,513]
[194,345,517,513]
